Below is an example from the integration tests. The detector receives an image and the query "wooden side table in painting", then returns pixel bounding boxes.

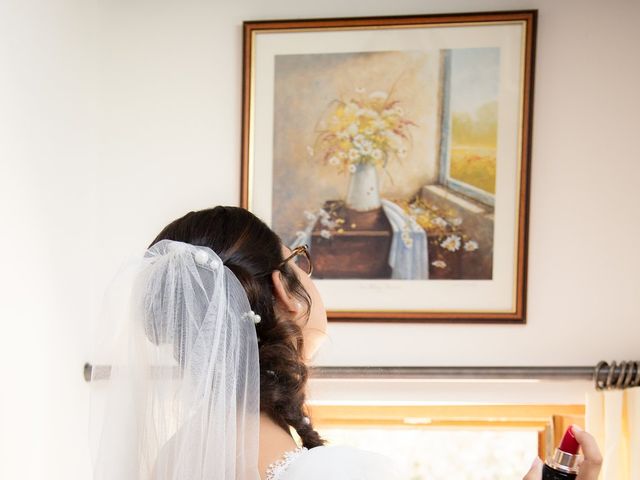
[310,200,392,279]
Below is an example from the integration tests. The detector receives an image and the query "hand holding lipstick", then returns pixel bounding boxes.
[572,425,603,480]
[522,425,602,480]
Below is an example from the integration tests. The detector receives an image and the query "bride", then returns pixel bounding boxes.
[89,206,601,480]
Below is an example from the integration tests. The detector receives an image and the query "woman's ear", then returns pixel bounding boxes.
[271,269,298,314]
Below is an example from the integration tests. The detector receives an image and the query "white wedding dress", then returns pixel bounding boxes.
[267,444,408,480]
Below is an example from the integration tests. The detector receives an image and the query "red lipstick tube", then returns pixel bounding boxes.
[542,425,581,479]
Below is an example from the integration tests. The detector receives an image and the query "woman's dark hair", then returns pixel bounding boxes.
[148,206,327,449]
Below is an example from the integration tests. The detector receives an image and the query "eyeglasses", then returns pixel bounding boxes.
[278,244,313,277]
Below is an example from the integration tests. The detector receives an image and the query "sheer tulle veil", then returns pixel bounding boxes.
[88,239,261,479]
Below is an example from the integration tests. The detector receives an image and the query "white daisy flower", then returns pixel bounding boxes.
[440,235,461,252]
[464,240,479,252]
[328,156,340,166]
[360,142,373,156]
[451,217,463,226]
[348,149,360,161]
[431,260,447,269]
[348,164,357,173]
[372,149,383,160]
[320,229,332,239]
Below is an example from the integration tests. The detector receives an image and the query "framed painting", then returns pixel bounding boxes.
[241,11,536,323]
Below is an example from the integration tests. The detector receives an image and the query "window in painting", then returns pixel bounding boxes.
[439,48,500,207]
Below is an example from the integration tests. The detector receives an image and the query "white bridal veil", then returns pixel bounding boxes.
[89,239,261,479]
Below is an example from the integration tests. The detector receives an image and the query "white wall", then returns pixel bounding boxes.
[1,0,639,478]
[0,1,98,478]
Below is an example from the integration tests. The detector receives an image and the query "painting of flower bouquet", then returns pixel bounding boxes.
[271,48,495,282]
[242,11,536,322]
[310,88,416,213]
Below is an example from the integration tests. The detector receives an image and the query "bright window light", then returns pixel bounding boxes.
[319,427,538,479]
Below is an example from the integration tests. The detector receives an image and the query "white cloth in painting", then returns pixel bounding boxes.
[381,199,428,279]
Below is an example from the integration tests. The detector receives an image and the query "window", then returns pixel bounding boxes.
[308,404,585,480]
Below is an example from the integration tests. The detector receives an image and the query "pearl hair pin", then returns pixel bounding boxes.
[193,248,221,270]
[242,310,261,324]
[194,249,209,265]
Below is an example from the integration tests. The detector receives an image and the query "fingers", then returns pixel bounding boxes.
[522,456,543,480]
[572,425,603,480]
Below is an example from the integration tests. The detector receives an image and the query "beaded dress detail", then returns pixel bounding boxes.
[265,446,308,480]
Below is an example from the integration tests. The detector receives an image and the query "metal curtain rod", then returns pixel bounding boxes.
[84,361,639,390]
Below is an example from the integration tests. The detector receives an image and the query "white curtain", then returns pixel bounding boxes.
[586,387,640,480]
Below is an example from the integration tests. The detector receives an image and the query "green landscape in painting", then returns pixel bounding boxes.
[450,100,497,194]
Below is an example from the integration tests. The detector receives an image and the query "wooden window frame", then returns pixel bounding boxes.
[307,404,585,460]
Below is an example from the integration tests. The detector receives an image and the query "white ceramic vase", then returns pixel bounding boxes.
[345,163,382,211]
